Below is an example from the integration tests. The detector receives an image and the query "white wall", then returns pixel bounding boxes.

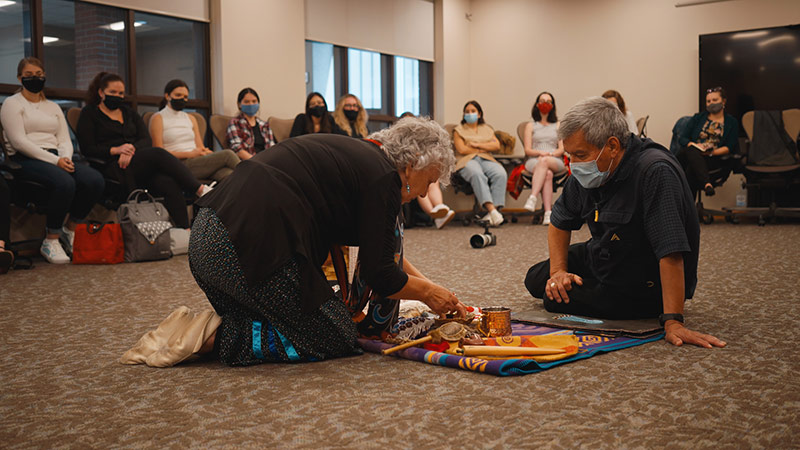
[305,0,434,61]
[433,0,472,124]
[462,0,800,208]
[209,0,306,119]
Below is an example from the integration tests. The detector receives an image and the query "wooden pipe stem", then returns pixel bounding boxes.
[381,335,433,355]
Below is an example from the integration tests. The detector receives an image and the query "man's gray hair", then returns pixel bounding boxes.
[368,116,455,186]
[557,97,631,149]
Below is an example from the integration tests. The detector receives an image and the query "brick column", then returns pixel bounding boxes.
[74,3,125,91]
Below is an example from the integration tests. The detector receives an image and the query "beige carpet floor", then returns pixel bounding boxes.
[1,220,799,448]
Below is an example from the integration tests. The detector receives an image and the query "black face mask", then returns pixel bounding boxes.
[170,98,187,111]
[103,95,124,111]
[309,105,326,118]
[344,109,359,121]
[21,76,46,94]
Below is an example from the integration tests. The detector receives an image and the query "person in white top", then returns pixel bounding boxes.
[522,92,566,225]
[0,57,105,264]
[602,90,639,135]
[149,79,239,182]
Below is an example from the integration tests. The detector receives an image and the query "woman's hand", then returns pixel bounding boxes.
[665,322,727,348]
[56,157,75,173]
[545,270,584,303]
[423,284,467,318]
[118,152,133,169]
[110,143,135,156]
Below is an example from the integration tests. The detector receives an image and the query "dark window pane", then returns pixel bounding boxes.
[42,0,127,90]
[134,12,207,99]
[0,0,31,84]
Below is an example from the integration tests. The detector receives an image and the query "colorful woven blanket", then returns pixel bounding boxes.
[358,322,664,377]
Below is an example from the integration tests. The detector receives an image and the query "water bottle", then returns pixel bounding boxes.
[735,183,747,208]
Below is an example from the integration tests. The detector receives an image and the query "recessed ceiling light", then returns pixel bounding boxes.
[731,30,768,40]
[0,1,16,8]
[757,35,796,47]
[105,20,145,31]
[42,36,59,44]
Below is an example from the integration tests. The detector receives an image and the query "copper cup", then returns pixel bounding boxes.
[478,307,512,337]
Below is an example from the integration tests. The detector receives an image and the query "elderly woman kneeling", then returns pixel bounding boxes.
[121,117,466,367]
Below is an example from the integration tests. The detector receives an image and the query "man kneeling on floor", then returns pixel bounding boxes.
[524,97,726,349]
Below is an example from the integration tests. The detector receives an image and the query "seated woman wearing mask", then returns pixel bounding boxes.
[676,86,738,197]
[521,92,566,226]
[120,117,466,367]
[290,92,346,138]
[150,79,239,182]
[225,87,275,160]
[0,57,105,264]
[453,100,507,227]
[333,94,369,139]
[77,72,213,229]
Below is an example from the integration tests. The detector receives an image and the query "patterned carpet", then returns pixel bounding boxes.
[1,220,799,448]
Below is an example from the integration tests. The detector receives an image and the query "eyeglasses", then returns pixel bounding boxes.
[706,87,723,93]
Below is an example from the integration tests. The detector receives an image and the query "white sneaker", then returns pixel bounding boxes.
[199,183,215,197]
[41,238,70,264]
[543,210,552,225]
[489,209,504,227]
[523,195,538,212]
[60,226,75,254]
[434,209,455,229]
[429,204,449,219]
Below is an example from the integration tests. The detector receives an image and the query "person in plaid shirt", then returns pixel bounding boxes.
[226,88,275,160]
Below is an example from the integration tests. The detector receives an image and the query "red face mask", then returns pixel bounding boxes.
[537,102,553,115]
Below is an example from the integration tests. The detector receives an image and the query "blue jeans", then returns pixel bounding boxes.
[12,154,105,233]
[458,157,508,208]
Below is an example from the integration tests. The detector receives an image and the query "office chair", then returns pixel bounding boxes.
[724,110,800,225]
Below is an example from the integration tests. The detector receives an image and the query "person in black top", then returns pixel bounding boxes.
[333,94,369,138]
[524,97,726,349]
[289,92,347,138]
[676,86,739,197]
[76,72,212,228]
[120,117,465,367]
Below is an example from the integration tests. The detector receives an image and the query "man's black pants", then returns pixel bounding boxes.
[524,242,663,320]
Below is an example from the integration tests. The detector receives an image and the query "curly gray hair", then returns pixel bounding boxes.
[558,97,631,149]
[368,116,455,186]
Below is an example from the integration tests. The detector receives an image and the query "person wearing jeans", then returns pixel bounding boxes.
[453,100,507,227]
[0,57,105,263]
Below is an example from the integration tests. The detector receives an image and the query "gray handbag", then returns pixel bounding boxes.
[118,189,173,262]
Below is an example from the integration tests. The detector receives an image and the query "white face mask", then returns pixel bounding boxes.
[569,144,615,189]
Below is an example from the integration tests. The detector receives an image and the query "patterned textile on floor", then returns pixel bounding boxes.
[358,322,664,377]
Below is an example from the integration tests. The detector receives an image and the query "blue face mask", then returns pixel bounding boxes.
[241,103,259,117]
[464,112,478,124]
[569,144,616,189]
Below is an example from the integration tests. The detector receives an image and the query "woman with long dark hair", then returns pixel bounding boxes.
[289,92,346,137]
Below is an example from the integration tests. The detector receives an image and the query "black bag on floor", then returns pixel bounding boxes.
[118,189,173,262]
